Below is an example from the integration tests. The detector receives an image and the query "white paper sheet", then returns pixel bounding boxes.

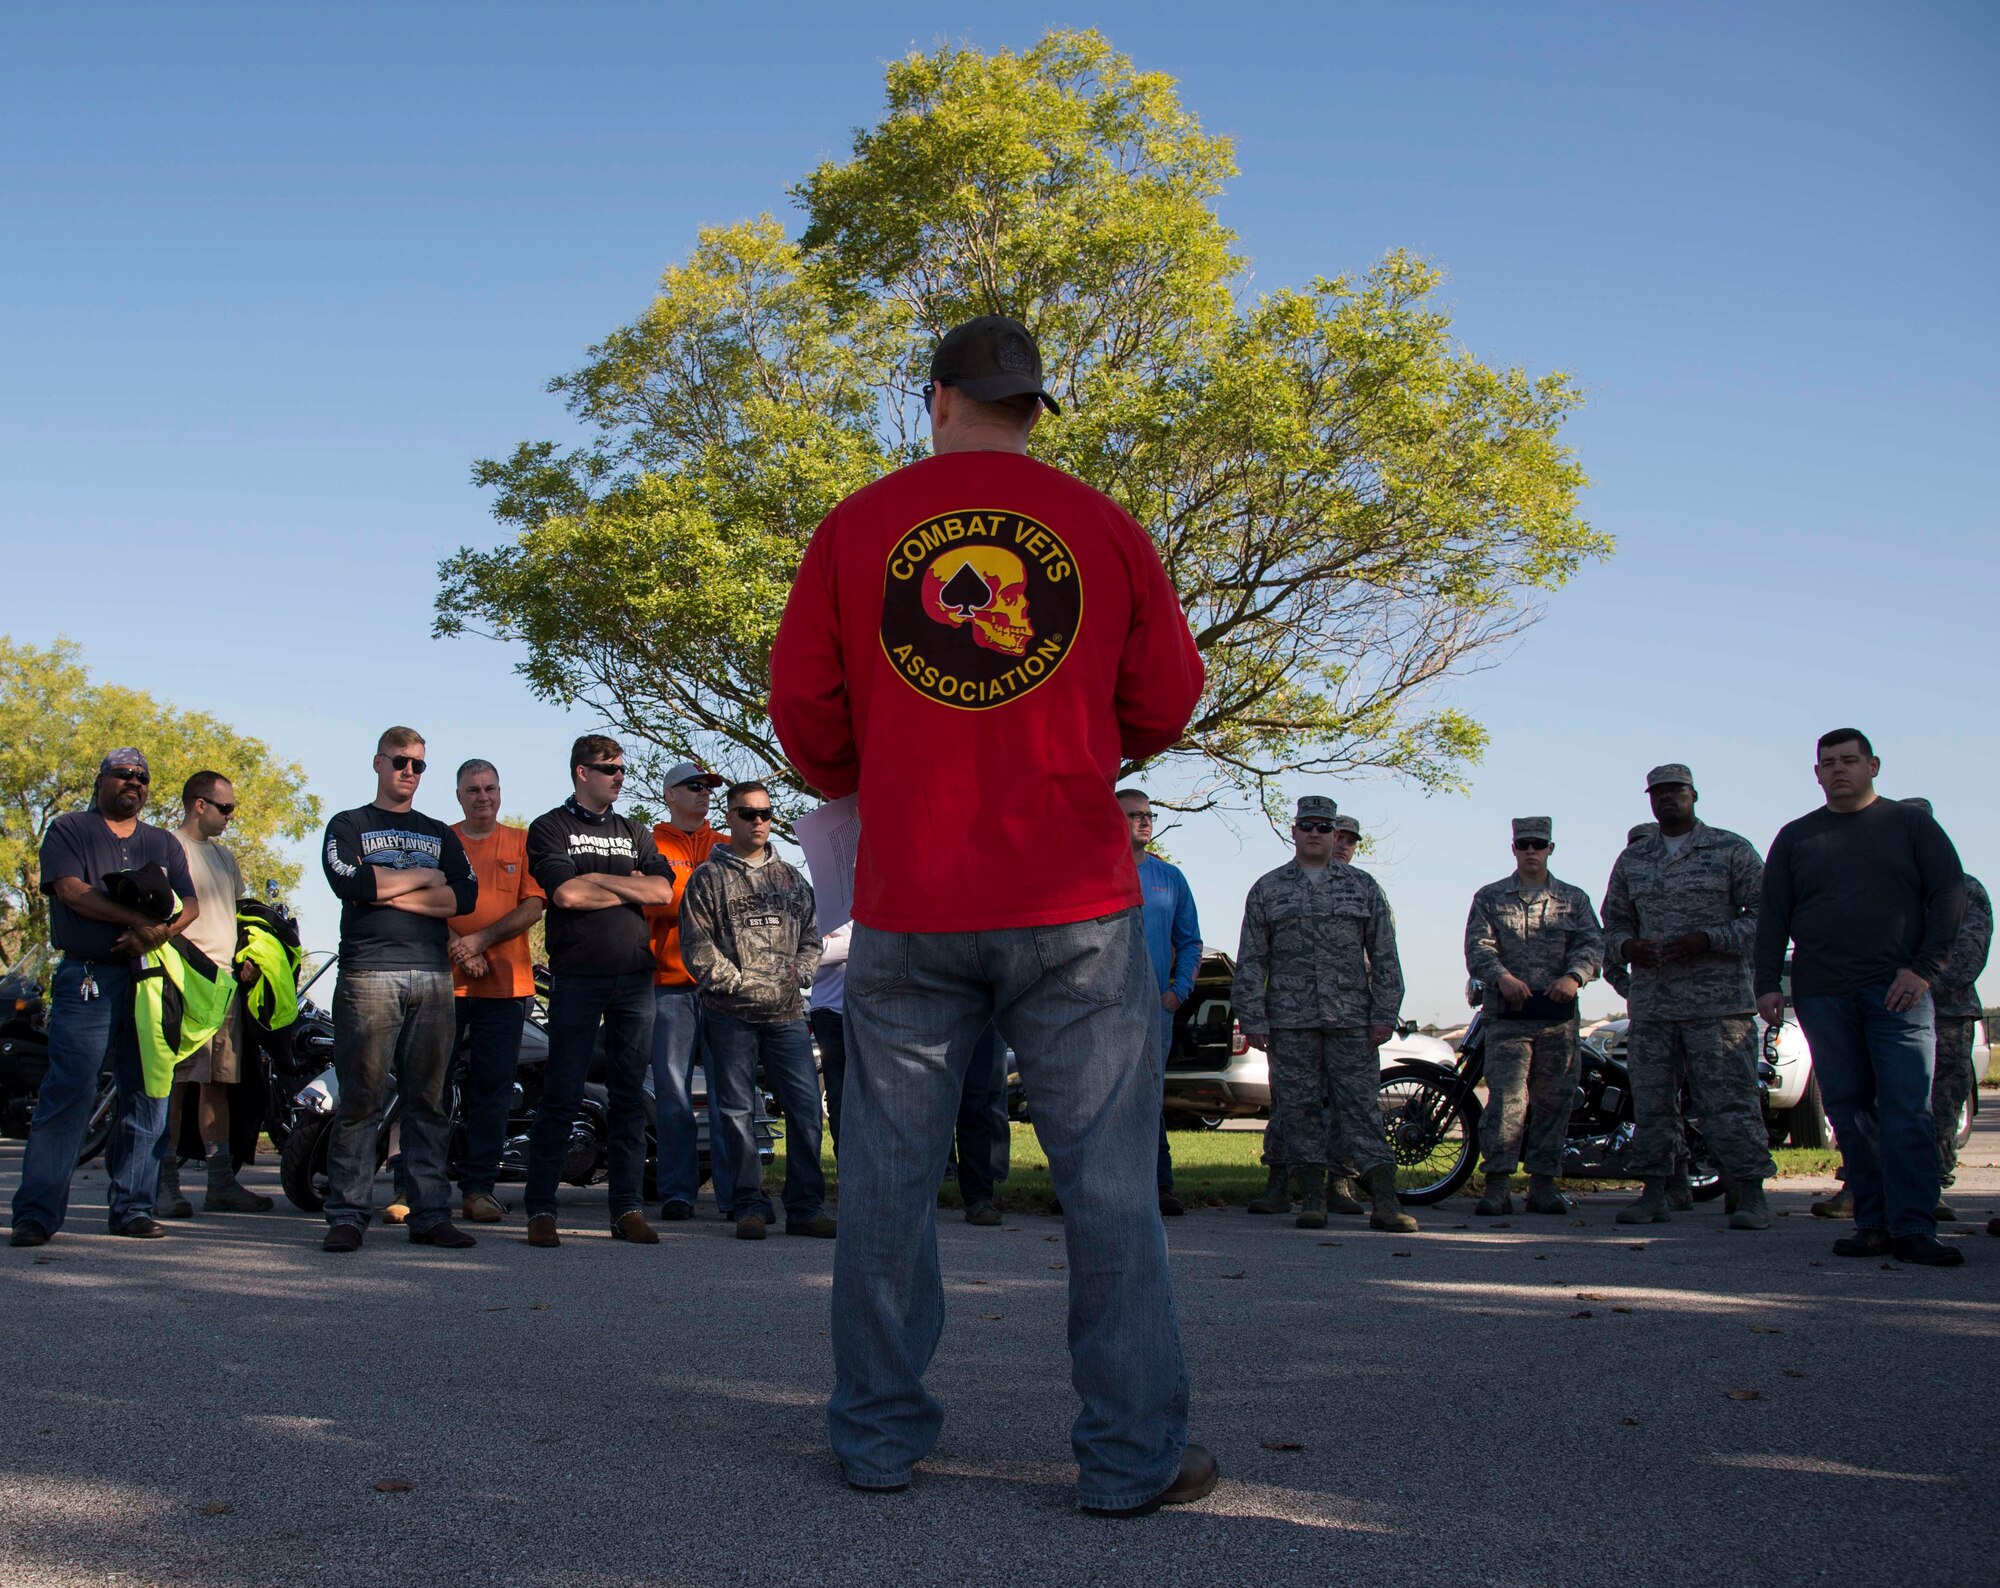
[793,794,861,935]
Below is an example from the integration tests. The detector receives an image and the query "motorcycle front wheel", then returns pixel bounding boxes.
[74,1071,118,1166]
[279,1115,334,1212]
[1377,1065,1480,1205]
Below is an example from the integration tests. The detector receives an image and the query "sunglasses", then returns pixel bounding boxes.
[920,380,951,408]
[677,779,713,791]
[582,762,626,777]
[733,806,775,822]
[203,801,237,816]
[106,769,150,785]
[1514,838,1551,851]
[386,754,428,774]
[1295,820,1335,834]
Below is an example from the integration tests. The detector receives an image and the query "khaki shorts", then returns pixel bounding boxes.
[174,996,243,1086]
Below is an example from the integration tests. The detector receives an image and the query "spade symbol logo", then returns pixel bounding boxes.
[939,561,994,617]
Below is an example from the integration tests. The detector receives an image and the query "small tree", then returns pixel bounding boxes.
[438,29,1607,818]
[0,637,321,959]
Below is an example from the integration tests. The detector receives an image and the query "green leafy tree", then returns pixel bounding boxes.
[438,29,1608,818]
[0,637,322,959]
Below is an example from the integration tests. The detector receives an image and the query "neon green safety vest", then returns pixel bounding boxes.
[233,899,303,1034]
[132,935,235,1098]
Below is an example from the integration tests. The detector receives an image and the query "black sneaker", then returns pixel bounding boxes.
[1159,1191,1186,1217]
[659,1200,694,1222]
[1891,1233,1965,1267]
[964,1200,1003,1227]
[111,1216,167,1239]
[409,1219,477,1249]
[323,1223,364,1253]
[1832,1228,1891,1258]
[9,1222,50,1248]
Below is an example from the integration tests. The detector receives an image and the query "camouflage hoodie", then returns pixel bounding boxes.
[678,846,822,1024]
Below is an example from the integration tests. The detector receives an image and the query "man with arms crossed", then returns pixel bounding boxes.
[1601,764,1773,1230]
[644,761,729,1221]
[447,759,546,1224]
[679,781,829,1241]
[1755,733,1966,1266]
[159,770,268,1217]
[10,749,198,1246]
[524,736,676,1248]
[319,729,479,1252]
[770,315,1212,1516]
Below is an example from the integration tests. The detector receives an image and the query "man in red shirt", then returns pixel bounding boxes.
[771,315,1212,1517]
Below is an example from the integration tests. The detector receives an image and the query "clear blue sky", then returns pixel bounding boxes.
[4,3,1994,1020]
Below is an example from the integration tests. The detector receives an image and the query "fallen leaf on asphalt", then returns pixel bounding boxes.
[1475,1309,1494,1316]
[1808,1261,1823,1268]
[1749,1324,1782,1335]
[1782,1368,1806,1379]
[1620,1418,1639,1426]
[33,1256,52,1264]
[1392,1251,1412,1259]
[967,1279,989,1286]
[1492,1222,1512,1229]
[1575,1292,1603,1301]
[483,1305,507,1312]
[1725,1390,1760,1402]
[1317,1241,1342,1248]
[1572,1219,1588,1227]
[530,1304,548,1311]
[1044,1235,1059,1243]
[1452,1223,1469,1230]
[1613,1306,1634,1314]
[1050,1262,1066,1271]
[1221,1270,1245,1280]
[980,1313,1003,1321]
[1626,1243,1648,1251]
[1260,1440,1305,1452]
[200,1502,231,1516]
[373,1478,414,1493]
[1570,1310,1594,1319]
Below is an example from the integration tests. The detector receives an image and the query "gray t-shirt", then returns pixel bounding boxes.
[41,810,197,961]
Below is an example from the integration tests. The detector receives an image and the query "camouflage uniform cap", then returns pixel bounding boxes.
[1332,815,1360,836]
[1645,762,1694,790]
[1295,794,1338,822]
[1511,816,1553,842]
[1902,796,1933,816]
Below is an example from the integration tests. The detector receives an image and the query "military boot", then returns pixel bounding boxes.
[1295,1169,1329,1230]
[1473,1171,1513,1217]
[1666,1164,1695,1212]
[1247,1165,1292,1216]
[1525,1174,1568,1215]
[1935,1198,1958,1222]
[1728,1179,1772,1230]
[156,1156,194,1220]
[1327,1176,1365,1216]
[1810,1185,1853,1220]
[1362,1165,1418,1233]
[1617,1178,1672,1224]
[204,1143,272,1213]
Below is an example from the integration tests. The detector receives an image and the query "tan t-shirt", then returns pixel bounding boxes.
[174,830,244,966]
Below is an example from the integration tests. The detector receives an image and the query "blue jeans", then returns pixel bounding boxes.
[326,969,456,1233]
[650,984,732,1209]
[951,1025,1010,1207]
[1795,983,1939,1238]
[11,958,165,1233]
[811,1006,848,1155]
[527,971,653,1222]
[454,995,528,1198]
[706,1009,825,1221]
[830,909,1189,1511]
[1155,1014,1175,1194]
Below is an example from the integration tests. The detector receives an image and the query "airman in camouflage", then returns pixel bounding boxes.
[1236,795,1416,1233]
[1463,817,1603,1217]
[1603,826,1656,1002]
[1904,800,1992,1214]
[1601,764,1775,1229]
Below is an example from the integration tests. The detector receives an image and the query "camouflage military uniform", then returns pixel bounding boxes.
[1931,874,1991,1187]
[1600,820,1775,1182]
[1464,874,1603,1177]
[1235,860,1404,1174]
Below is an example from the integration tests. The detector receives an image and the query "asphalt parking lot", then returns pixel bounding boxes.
[5,1119,1998,1588]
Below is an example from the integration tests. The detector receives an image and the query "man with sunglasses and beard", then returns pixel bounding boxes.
[319,728,479,1253]
[523,735,677,1248]
[678,781,828,1241]
[10,750,200,1246]
[1464,818,1604,1218]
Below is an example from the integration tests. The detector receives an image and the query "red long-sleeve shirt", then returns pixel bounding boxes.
[770,449,1203,933]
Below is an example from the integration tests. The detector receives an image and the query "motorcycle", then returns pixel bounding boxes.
[277,957,777,1212]
[1376,994,1766,1206]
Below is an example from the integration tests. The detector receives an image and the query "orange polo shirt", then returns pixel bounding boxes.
[449,822,546,998]
[646,821,723,986]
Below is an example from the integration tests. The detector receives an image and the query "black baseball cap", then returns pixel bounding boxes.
[929,315,1061,414]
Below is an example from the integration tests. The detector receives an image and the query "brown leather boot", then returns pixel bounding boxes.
[526,1214,560,1248]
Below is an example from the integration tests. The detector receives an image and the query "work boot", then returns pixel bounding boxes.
[1810,1186,1853,1220]
[462,1193,506,1224]
[1935,1199,1958,1222]
[156,1157,194,1219]
[204,1145,272,1213]
[1728,1179,1772,1230]
[1362,1165,1417,1233]
[1473,1171,1512,1217]
[1617,1178,1672,1224]
[1525,1174,1568,1215]
[1327,1177,1364,1216]
[1666,1166,1695,1212]
[1247,1165,1292,1215]
[1295,1169,1328,1230]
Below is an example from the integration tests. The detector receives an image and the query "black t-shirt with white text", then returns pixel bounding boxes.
[527,799,675,978]
[321,804,478,971]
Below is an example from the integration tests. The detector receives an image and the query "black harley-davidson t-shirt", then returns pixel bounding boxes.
[526,798,675,978]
